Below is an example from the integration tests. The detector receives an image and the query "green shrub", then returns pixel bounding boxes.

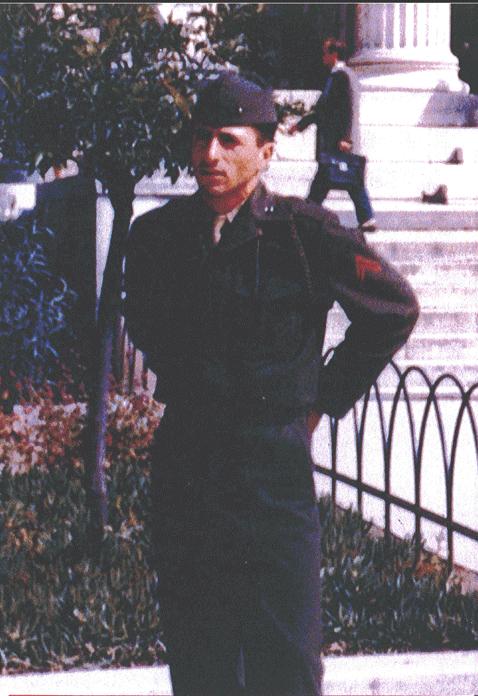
[0,395,477,673]
[0,215,77,408]
[0,389,163,673]
[319,503,478,655]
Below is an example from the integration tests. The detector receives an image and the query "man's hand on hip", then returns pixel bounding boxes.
[307,410,322,438]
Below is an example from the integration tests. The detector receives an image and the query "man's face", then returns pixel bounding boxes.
[322,44,337,69]
[191,125,274,200]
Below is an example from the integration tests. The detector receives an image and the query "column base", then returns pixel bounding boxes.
[350,49,467,93]
[349,49,475,127]
[358,89,478,127]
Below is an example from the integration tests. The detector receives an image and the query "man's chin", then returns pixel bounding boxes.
[197,179,229,196]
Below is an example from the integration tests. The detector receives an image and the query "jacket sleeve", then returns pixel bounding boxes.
[296,107,320,132]
[295,89,325,132]
[314,221,420,418]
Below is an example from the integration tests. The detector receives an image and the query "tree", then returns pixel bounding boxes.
[0,2,215,538]
[0,4,203,178]
[188,3,281,85]
[0,3,295,539]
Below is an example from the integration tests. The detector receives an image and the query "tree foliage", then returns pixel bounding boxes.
[0,3,210,187]
[0,3,290,189]
[188,3,280,86]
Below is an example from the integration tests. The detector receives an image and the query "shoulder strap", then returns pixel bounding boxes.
[289,212,315,303]
[251,187,316,303]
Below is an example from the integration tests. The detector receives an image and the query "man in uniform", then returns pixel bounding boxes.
[124,72,419,696]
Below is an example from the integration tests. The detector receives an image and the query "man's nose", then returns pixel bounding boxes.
[204,136,220,161]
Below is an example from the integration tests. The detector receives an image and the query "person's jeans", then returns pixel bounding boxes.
[308,163,374,226]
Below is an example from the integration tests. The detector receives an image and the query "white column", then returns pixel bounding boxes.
[350,2,466,93]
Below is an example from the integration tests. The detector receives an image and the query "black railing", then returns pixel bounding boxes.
[315,361,478,571]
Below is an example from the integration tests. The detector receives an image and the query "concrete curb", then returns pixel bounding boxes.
[1,651,477,695]
[323,650,478,695]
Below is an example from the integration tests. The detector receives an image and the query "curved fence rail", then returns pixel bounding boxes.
[315,360,478,571]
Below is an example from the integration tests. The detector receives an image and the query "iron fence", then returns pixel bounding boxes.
[315,360,478,571]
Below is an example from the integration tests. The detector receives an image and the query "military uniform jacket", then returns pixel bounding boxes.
[124,184,419,421]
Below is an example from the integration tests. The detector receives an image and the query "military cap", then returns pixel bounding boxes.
[192,71,278,127]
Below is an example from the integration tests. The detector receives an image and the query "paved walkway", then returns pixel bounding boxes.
[2,650,478,695]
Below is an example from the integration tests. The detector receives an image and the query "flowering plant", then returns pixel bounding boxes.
[0,388,162,476]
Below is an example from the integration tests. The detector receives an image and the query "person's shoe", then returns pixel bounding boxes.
[421,185,448,204]
[445,147,464,164]
[359,218,377,232]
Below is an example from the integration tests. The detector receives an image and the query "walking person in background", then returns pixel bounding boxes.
[124,72,418,696]
[290,37,377,232]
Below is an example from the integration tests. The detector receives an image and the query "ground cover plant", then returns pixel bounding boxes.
[0,392,477,674]
[0,215,78,411]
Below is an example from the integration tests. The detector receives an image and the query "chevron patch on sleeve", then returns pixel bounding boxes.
[355,254,382,281]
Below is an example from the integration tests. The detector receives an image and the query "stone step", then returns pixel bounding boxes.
[4,652,478,696]
[273,87,478,129]
[367,163,477,201]
[325,327,477,361]
[363,234,478,309]
[274,124,478,164]
[413,310,478,334]
[410,293,477,314]
[399,269,478,291]
[368,229,478,258]
[326,308,478,336]
[361,125,478,164]
[330,362,478,394]
[360,90,478,128]
[325,199,478,230]
[403,334,478,361]
[264,160,478,201]
[375,358,478,390]
[386,258,478,272]
[405,273,478,292]
[400,260,478,275]
[398,290,477,314]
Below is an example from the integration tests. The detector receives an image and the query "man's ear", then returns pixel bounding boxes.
[260,141,275,170]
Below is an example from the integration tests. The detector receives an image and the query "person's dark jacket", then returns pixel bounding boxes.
[296,67,354,159]
[124,184,419,421]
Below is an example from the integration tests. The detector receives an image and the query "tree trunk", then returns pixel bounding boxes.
[85,171,135,544]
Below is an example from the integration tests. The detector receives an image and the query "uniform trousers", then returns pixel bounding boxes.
[150,406,323,696]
